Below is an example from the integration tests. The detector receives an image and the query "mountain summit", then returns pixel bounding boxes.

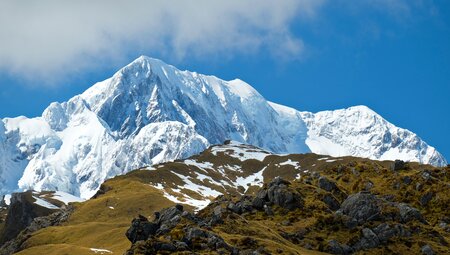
[0,56,446,198]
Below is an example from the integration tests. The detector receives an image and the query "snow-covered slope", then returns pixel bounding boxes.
[299,106,446,166]
[0,56,446,198]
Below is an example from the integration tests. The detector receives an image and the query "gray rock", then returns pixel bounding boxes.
[227,202,241,214]
[421,171,432,181]
[159,242,177,251]
[252,197,265,210]
[263,205,274,216]
[207,234,229,250]
[323,194,340,211]
[421,244,435,255]
[391,160,406,171]
[174,241,189,251]
[339,192,380,224]
[269,177,291,187]
[213,205,223,217]
[438,221,448,231]
[420,192,433,206]
[372,223,395,242]
[396,203,426,224]
[373,223,411,243]
[416,182,423,191]
[403,176,412,185]
[353,228,380,250]
[327,240,352,255]
[266,179,302,210]
[364,181,374,191]
[157,205,183,226]
[318,177,339,192]
[126,215,159,243]
[185,227,209,240]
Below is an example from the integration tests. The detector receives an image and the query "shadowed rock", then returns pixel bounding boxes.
[338,192,380,224]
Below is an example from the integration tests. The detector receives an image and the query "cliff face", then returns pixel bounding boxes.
[0,191,57,245]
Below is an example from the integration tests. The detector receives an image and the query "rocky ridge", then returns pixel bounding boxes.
[124,163,450,254]
[0,143,448,254]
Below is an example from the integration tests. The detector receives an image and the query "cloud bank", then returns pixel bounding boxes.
[0,0,325,82]
[0,0,437,83]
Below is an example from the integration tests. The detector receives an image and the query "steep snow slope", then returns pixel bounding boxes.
[299,106,446,166]
[0,56,446,198]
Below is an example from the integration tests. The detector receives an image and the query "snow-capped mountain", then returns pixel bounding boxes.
[0,56,446,199]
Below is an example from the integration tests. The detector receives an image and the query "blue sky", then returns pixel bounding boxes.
[0,0,449,161]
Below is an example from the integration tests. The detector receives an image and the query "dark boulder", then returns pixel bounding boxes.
[353,228,380,250]
[252,197,265,210]
[227,202,241,214]
[338,192,380,224]
[372,223,411,243]
[125,215,159,243]
[391,160,407,171]
[402,176,412,185]
[396,203,426,224]
[159,242,177,252]
[420,192,433,206]
[263,205,274,216]
[156,204,184,232]
[185,227,210,240]
[327,240,353,255]
[318,177,339,192]
[265,177,302,210]
[322,194,340,211]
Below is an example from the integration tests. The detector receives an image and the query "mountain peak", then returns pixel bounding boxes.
[0,57,446,200]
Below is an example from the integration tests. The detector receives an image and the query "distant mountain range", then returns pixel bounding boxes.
[0,56,446,198]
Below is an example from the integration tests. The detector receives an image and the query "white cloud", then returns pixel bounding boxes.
[0,0,325,83]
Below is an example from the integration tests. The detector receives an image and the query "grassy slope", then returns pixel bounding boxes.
[16,178,177,254]
[12,149,450,255]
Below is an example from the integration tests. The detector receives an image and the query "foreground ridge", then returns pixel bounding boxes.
[1,144,448,254]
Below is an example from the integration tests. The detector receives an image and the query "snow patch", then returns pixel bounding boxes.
[277,159,300,168]
[32,196,59,209]
[90,248,112,254]
[234,167,266,192]
[52,191,84,205]
[211,142,271,161]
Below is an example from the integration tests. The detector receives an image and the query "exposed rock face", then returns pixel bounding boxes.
[0,191,58,245]
[254,177,303,210]
[125,204,236,255]
[125,215,158,243]
[0,206,73,255]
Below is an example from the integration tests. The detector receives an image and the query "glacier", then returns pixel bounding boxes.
[0,56,446,199]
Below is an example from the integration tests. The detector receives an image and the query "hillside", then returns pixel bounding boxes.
[1,142,448,254]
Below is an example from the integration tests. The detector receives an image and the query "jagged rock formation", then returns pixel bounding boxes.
[0,56,446,200]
